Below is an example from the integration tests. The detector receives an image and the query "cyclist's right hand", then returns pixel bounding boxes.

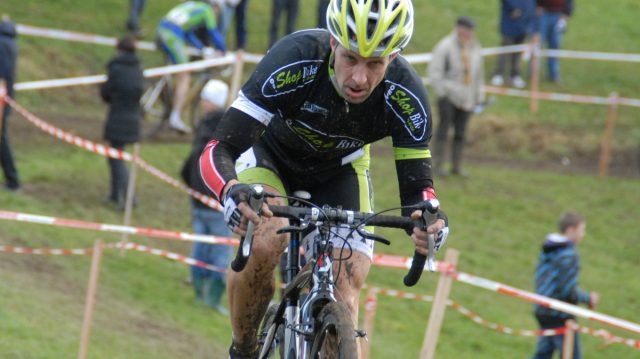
[222,182,272,235]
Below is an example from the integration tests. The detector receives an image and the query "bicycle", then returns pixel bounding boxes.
[230,185,439,359]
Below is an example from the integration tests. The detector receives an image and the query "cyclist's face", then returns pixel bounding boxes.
[330,37,397,104]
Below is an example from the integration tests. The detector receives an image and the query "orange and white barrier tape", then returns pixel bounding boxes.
[16,23,264,64]
[15,56,236,92]
[0,243,226,273]
[4,97,222,211]
[367,286,639,348]
[448,270,640,335]
[115,242,226,273]
[366,286,566,337]
[484,85,640,108]
[0,210,238,246]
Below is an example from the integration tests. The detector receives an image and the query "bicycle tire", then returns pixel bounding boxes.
[258,303,284,359]
[309,302,358,359]
[140,77,172,140]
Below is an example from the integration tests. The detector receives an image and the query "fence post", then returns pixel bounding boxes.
[529,35,541,114]
[361,287,378,359]
[227,50,245,106]
[420,248,459,359]
[120,143,140,255]
[0,80,6,140]
[562,319,576,359]
[598,92,620,178]
[78,239,104,359]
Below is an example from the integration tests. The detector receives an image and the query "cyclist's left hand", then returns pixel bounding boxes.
[409,211,448,256]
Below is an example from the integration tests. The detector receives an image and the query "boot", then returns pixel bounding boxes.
[451,140,469,178]
[206,278,229,315]
[192,276,206,302]
[432,139,450,177]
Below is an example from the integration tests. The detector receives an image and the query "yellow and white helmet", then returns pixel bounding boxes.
[326,0,414,58]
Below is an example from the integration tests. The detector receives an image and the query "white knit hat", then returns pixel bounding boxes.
[200,79,229,107]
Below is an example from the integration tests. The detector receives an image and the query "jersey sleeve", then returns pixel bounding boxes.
[234,31,325,123]
[384,57,436,213]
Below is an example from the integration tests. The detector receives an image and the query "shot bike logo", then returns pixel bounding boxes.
[262,60,322,98]
[286,119,364,151]
[301,101,329,117]
[384,81,429,141]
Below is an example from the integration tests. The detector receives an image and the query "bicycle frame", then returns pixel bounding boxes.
[266,212,343,358]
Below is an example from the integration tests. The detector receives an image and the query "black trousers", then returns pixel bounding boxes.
[1,107,19,189]
[269,0,300,47]
[435,97,471,145]
[493,34,527,78]
[107,140,129,203]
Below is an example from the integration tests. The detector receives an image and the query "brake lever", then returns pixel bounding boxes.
[356,227,390,245]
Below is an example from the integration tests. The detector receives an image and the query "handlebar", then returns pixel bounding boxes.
[229,185,440,287]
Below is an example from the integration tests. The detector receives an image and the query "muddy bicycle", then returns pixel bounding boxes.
[230,185,439,359]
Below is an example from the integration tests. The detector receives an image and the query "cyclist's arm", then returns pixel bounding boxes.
[199,106,265,199]
[207,28,227,52]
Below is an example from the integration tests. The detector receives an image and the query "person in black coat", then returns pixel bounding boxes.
[180,79,232,313]
[0,15,20,192]
[100,36,144,209]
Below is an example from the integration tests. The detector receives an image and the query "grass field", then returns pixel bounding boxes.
[0,1,639,358]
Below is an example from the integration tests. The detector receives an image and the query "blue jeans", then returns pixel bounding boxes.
[531,332,582,359]
[539,12,563,81]
[191,206,233,282]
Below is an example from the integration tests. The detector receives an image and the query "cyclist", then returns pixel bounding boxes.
[199,0,449,357]
[156,0,227,133]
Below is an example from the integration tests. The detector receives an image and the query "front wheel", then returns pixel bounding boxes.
[309,302,358,359]
[257,304,284,359]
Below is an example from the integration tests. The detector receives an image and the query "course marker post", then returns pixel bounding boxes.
[228,50,245,106]
[361,287,378,359]
[420,248,459,359]
[562,319,577,359]
[529,38,541,114]
[78,239,104,359]
[0,80,6,140]
[598,92,620,178]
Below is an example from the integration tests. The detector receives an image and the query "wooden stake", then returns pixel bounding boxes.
[78,239,104,359]
[361,287,378,359]
[562,319,576,359]
[227,50,245,106]
[529,36,541,114]
[598,92,620,178]
[120,143,140,255]
[420,249,459,359]
[0,80,6,141]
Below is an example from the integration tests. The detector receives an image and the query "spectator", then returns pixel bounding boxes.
[219,0,249,50]
[180,79,233,314]
[429,16,485,177]
[536,0,574,83]
[490,0,536,88]
[531,212,599,359]
[268,0,300,48]
[317,0,331,29]
[0,15,20,192]
[126,0,146,37]
[100,36,144,210]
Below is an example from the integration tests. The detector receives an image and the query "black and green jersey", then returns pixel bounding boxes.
[201,29,435,210]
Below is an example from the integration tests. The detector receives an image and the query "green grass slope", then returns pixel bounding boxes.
[0,1,639,358]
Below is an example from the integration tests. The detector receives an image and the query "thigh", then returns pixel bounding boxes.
[332,250,370,323]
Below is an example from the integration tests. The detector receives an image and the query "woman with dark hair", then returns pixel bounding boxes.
[100,36,144,210]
